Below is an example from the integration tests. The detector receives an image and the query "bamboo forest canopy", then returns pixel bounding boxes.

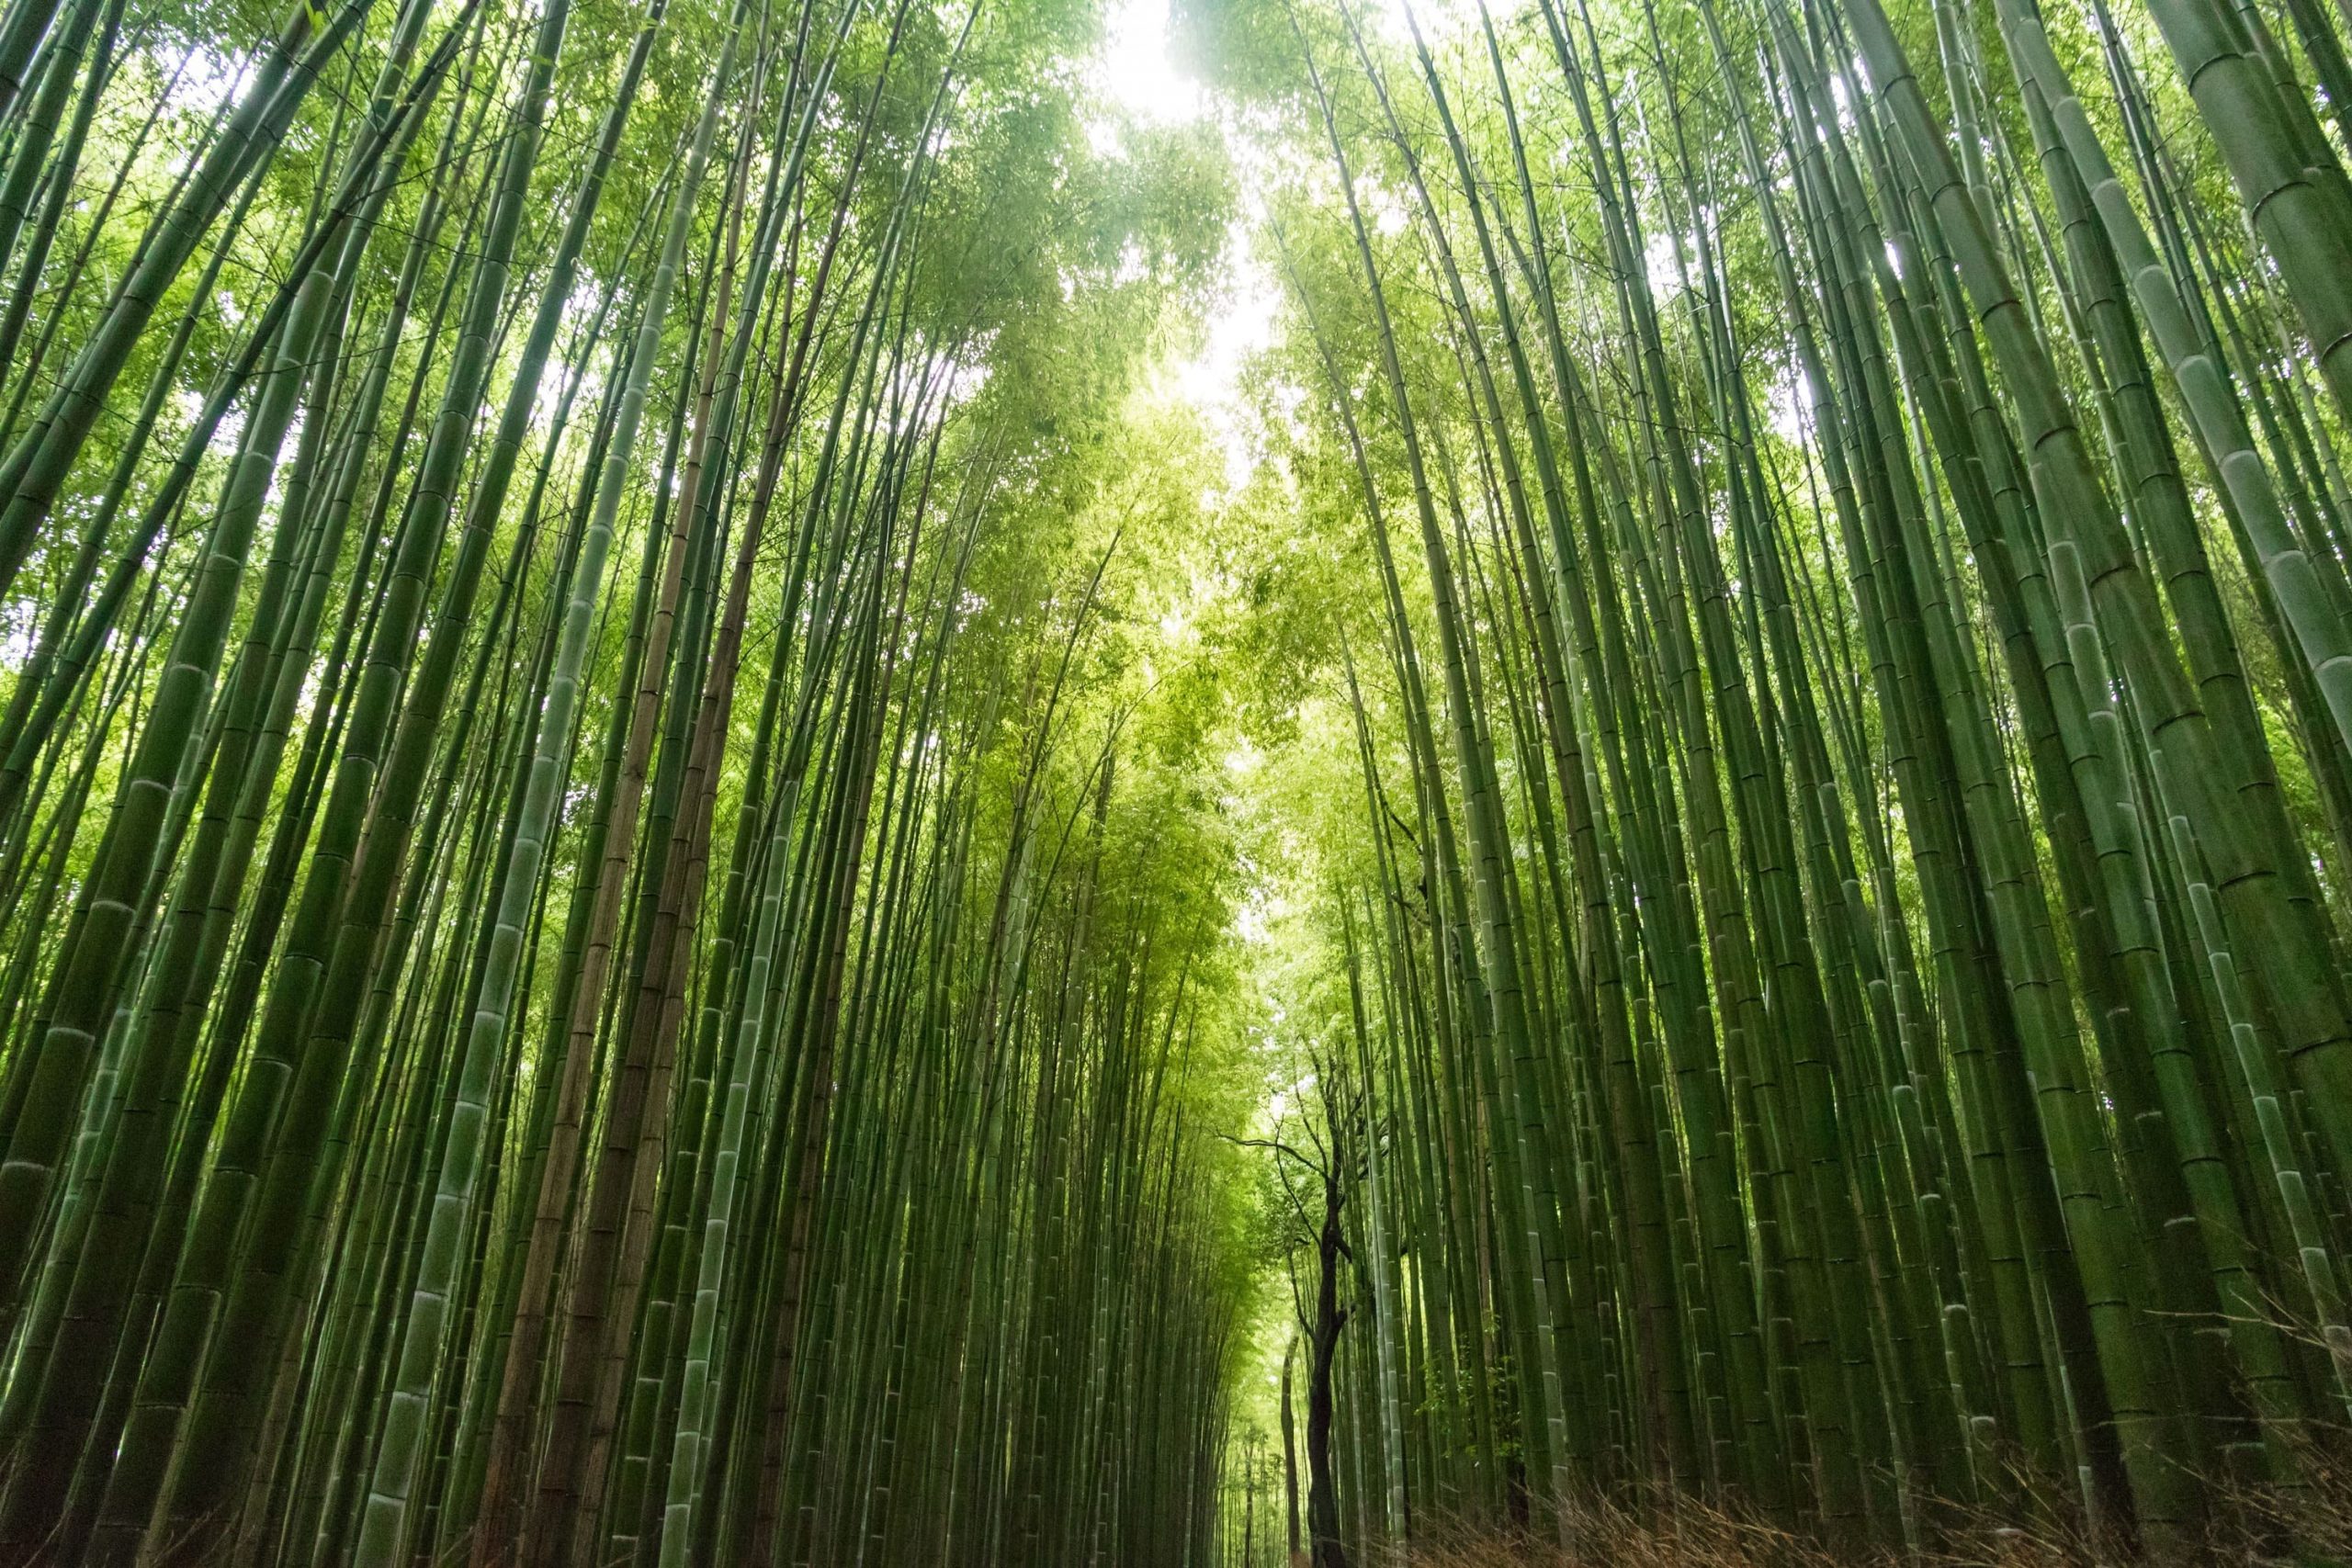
[12,0,2352,1558]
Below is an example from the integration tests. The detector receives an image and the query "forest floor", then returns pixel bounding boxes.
[1377,1485,2352,1567]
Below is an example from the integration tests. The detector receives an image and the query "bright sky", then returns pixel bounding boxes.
[1094,0,1283,491]
[1097,0,1204,125]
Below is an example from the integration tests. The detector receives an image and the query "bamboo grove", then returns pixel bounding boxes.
[0,0,1272,1558]
[1191,0,2352,1559]
[19,0,2352,1554]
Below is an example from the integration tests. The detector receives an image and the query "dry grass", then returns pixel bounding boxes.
[1385,1503,2083,1568]
[1361,1462,2352,1568]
